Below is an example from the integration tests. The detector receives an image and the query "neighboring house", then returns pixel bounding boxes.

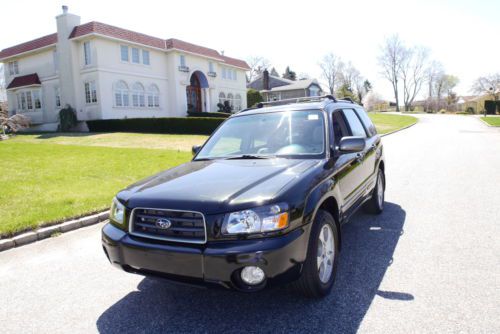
[0,6,250,131]
[247,69,323,102]
[461,92,499,114]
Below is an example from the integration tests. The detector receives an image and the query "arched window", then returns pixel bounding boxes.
[227,93,234,110]
[218,92,226,104]
[114,81,129,107]
[147,84,160,108]
[235,94,242,111]
[132,82,145,107]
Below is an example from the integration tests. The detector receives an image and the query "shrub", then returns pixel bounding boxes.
[187,111,230,118]
[58,105,78,131]
[86,117,225,135]
[217,101,232,113]
[439,109,447,114]
[247,89,263,108]
[466,107,475,114]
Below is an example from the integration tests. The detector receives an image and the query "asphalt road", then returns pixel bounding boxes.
[1,115,499,334]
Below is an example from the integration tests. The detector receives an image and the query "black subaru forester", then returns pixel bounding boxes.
[102,95,385,298]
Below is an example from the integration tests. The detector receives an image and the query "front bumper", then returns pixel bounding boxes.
[101,223,311,291]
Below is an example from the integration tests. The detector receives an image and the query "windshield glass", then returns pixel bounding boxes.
[196,110,326,159]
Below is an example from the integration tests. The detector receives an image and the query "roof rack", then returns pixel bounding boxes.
[338,97,357,104]
[237,95,339,113]
[255,94,337,108]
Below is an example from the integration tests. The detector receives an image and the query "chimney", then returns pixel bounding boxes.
[56,7,81,109]
[263,69,270,90]
[220,50,225,56]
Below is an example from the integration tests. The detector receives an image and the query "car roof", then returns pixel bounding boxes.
[231,98,361,117]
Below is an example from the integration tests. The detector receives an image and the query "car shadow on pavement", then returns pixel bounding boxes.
[96,202,410,334]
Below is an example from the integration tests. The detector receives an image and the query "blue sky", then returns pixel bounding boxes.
[1,0,499,100]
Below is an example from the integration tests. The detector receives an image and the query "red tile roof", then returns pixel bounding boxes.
[165,38,223,61]
[0,33,57,60]
[1,21,250,70]
[220,55,251,70]
[6,73,41,89]
[69,21,165,49]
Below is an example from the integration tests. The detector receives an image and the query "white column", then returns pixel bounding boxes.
[205,88,211,112]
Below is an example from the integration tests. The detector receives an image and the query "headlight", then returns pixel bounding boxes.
[222,203,289,235]
[110,197,125,224]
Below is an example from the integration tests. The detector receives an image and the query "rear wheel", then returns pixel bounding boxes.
[293,210,339,298]
[364,168,385,214]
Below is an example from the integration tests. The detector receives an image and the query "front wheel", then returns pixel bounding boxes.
[293,210,339,298]
[364,168,385,214]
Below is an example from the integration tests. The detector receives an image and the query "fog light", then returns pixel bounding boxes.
[241,266,265,285]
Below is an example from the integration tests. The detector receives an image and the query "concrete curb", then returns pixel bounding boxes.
[0,210,109,252]
[380,121,418,137]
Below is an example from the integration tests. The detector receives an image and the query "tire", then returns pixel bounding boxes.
[364,168,385,214]
[293,210,339,298]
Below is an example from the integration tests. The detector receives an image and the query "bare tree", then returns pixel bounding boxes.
[319,53,344,95]
[338,61,359,89]
[246,56,271,83]
[424,61,444,111]
[378,35,407,112]
[399,46,429,111]
[471,73,500,100]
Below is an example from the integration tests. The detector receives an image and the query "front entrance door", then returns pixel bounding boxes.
[187,74,202,112]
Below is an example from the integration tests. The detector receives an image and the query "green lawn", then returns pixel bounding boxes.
[368,113,418,134]
[0,113,416,237]
[0,142,191,237]
[481,116,500,126]
[8,132,207,152]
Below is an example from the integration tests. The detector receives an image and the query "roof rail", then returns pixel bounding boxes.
[338,97,357,104]
[256,95,337,108]
[237,95,338,113]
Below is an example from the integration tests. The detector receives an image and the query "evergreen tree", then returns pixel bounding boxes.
[282,66,297,81]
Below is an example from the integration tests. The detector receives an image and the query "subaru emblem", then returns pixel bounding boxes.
[155,218,172,229]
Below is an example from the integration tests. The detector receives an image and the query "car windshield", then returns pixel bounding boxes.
[195,110,326,160]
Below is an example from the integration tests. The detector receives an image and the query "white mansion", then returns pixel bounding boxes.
[0,6,250,131]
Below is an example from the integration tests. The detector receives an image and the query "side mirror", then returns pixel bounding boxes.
[192,145,201,156]
[338,136,365,153]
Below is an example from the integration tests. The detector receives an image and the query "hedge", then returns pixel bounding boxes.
[187,111,230,118]
[87,117,226,135]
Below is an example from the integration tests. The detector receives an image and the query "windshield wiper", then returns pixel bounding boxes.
[225,154,272,160]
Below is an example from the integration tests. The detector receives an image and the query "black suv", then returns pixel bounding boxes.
[102,95,385,297]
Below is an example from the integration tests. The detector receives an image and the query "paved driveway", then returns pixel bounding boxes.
[1,115,499,333]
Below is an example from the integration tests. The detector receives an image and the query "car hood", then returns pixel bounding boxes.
[118,159,321,214]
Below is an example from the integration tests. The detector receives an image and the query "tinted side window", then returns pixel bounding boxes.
[355,108,377,137]
[342,109,367,138]
[332,111,350,145]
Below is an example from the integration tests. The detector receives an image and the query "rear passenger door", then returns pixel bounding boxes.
[340,108,372,198]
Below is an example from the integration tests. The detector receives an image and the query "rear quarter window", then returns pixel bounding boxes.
[354,108,377,137]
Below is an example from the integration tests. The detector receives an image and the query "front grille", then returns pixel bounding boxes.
[129,208,207,244]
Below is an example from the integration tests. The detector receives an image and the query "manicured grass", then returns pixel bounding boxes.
[368,113,418,134]
[481,116,500,126]
[0,142,191,237]
[9,132,208,152]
